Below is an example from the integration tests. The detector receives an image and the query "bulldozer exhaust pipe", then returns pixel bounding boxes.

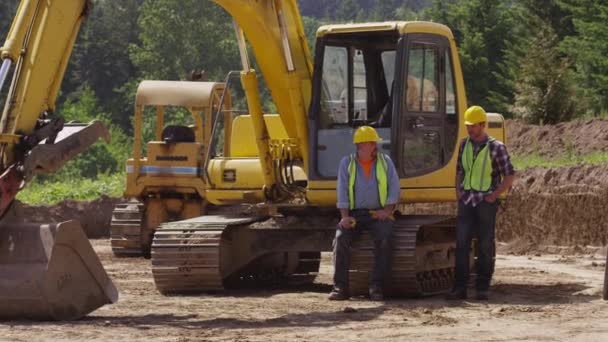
[0,218,118,320]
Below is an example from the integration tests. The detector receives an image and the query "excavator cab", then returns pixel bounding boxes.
[309,25,462,184]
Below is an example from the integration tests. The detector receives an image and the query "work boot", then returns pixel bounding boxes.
[328,287,350,301]
[475,290,489,301]
[445,288,467,300]
[369,285,384,301]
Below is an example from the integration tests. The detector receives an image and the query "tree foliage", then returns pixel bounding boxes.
[513,25,578,124]
[3,0,608,199]
[558,0,608,113]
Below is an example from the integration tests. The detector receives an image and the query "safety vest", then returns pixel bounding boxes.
[462,137,495,192]
[347,153,388,210]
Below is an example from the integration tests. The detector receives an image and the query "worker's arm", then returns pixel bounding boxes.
[336,157,354,229]
[485,142,516,203]
[455,139,465,200]
[485,175,514,203]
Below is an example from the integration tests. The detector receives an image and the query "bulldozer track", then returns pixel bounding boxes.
[110,201,144,257]
[349,215,456,297]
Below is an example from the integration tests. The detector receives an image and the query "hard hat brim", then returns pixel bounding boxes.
[354,137,382,144]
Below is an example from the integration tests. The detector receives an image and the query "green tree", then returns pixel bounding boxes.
[0,0,19,38]
[64,0,141,132]
[130,0,239,81]
[371,0,398,21]
[513,25,578,124]
[301,16,321,53]
[336,0,361,22]
[427,0,518,115]
[558,0,608,113]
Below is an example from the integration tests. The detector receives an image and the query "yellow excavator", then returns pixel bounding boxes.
[0,1,117,319]
[150,1,506,297]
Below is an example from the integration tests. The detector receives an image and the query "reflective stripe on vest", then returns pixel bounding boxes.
[462,137,495,192]
[347,153,388,210]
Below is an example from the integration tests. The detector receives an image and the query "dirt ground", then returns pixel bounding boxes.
[1,240,607,342]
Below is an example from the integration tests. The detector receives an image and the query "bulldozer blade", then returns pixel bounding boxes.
[0,220,118,320]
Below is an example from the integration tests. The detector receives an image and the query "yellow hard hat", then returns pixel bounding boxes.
[353,125,382,144]
[464,105,487,125]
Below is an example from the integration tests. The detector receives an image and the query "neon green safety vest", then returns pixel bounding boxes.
[347,153,388,210]
[462,137,495,192]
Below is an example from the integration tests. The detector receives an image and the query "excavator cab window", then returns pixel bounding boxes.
[313,30,398,178]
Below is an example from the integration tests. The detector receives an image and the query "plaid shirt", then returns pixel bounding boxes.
[456,135,515,207]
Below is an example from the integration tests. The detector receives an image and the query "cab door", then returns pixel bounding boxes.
[393,33,459,187]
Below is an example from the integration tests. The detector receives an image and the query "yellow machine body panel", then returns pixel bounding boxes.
[125,142,206,197]
[230,114,288,157]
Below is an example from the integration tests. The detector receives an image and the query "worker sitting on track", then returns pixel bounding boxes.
[329,125,400,301]
[447,106,515,301]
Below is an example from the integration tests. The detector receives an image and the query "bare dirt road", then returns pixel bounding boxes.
[1,240,606,342]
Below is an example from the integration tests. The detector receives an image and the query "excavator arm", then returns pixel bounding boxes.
[212,0,313,195]
[0,0,117,320]
[0,0,110,216]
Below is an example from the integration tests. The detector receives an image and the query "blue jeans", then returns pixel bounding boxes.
[333,210,393,291]
[454,200,497,292]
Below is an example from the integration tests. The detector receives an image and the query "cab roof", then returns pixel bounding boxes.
[316,21,454,40]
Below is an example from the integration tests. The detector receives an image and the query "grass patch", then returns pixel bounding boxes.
[512,151,608,170]
[17,173,125,205]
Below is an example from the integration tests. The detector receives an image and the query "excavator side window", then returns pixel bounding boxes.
[319,46,349,128]
[397,34,458,178]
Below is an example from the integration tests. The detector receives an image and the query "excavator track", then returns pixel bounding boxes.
[110,201,144,257]
[151,216,257,294]
[349,215,457,297]
[151,215,328,294]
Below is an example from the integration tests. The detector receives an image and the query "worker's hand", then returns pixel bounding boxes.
[339,217,355,229]
[370,208,395,221]
[484,193,498,203]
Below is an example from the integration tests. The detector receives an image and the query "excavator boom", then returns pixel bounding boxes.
[0,0,117,320]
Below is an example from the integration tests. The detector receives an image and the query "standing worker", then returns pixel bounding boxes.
[329,126,400,301]
[447,106,515,301]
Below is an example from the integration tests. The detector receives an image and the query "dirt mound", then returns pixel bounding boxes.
[401,164,608,250]
[497,165,608,247]
[506,119,608,157]
[13,196,121,238]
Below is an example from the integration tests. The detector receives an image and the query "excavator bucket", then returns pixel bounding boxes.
[0,219,118,320]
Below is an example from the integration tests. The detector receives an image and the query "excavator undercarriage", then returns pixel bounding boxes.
[151,210,460,297]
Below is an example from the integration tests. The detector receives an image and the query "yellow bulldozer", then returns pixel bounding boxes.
[149,0,506,297]
[110,80,229,257]
[0,0,117,319]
